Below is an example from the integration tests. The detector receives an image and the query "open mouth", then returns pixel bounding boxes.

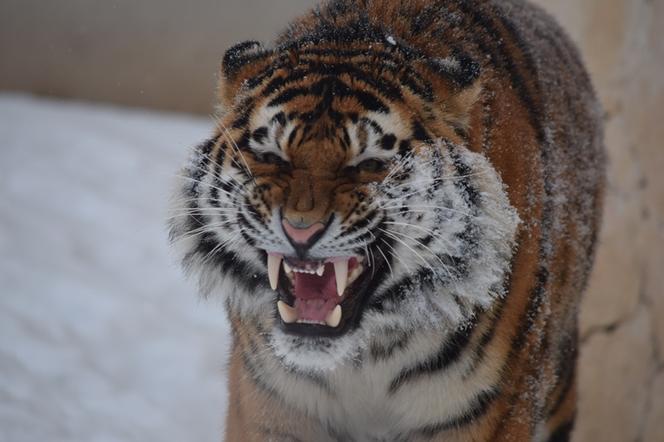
[265,253,373,336]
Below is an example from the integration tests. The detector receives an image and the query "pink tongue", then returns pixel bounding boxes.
[293,263,338,322]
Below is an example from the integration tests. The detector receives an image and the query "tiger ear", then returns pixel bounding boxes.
[218,41,275,109]
[419,54,482,132]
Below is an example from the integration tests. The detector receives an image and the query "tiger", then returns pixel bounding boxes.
[168,0,605,440]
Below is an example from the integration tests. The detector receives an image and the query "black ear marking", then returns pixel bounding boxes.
[427,53,481,88]
[222,40,270,80]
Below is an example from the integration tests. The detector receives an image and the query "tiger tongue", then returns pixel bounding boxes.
[293,263,339,321]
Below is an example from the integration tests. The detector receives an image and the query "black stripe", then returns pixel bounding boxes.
[287,125,299,148]
[345,209,378,233]
[367,267,431,313]
[380,134,397,150]
[410,388,500,437]
[350,88,389,113]
[231,98,254,129]
[448,145,481,207]
[452,2,544,143]
[283,366,334,396]
[185,136,217,198]
[239,204,268,232]
[511,266,549,353]
[462,275,511,378]
[272,111,287,126]
[397,139,411,158]
[370,330,412,362]
[548,326,578,416]
[547,419,575,442]
[268,74,391,115]
[493,9,544,129]
[251,126,268,144]
[411,119,432,142]
[270,62,404,102]
[244,65,276,90]
[268,87,310,107]
[389,316,479,394]
[240,336,282,401]
[257,73,286,96]
[488,266,551,439]
[190,232,266,294]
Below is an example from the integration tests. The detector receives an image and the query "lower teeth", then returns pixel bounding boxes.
[276,301,343,328]
[297,319,325,325]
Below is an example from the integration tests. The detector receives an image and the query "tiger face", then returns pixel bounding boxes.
[170,38,520,369]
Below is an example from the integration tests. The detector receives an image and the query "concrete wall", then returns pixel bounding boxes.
[2,1,662,440]
[0,0,317,114]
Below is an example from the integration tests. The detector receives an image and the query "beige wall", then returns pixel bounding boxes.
[0,0,317,114]
[2,1,663,440]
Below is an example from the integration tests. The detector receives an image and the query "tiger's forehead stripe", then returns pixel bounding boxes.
[223,72,464,156]
[231,46,450,128]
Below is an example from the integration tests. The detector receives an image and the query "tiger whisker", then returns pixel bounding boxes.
[211,116,257,184]
[378,228,436,277]
[381,226,455,280]
[379,169,491,194]
[171,222,238,244]
[169,199,244,210]
[176,174,247,201]
[374,241,394,280]
[382,219,462,256]
[201,229,247,265]
[379,238,411,274]
[165,208,243,223]
[382,205,474,218]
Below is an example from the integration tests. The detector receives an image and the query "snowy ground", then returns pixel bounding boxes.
[0,94,230,442]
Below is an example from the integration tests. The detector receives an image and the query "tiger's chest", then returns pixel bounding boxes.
[283,332,499,441]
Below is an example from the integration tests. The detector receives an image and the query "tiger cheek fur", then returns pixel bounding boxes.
[169,1,605,441]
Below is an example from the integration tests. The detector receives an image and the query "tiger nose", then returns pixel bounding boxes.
[282,218,325,245]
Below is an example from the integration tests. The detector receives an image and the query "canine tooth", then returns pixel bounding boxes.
[349,265,364,284]
[277,300,298,323]
[316,264,324,276]
[283,261,292,274]
[334,260,348,296]
[325,305,342,327]
[268,254,282,290]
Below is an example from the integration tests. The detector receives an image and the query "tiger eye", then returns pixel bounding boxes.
[356,158,387,173]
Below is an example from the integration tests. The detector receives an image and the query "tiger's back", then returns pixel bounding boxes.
[170,1,605,441]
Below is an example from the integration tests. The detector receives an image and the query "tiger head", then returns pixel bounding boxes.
[170,36,519,370]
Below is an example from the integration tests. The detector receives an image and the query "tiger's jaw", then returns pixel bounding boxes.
[266,253,378,337]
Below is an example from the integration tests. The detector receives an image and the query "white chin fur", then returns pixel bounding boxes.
[269,328,364,371]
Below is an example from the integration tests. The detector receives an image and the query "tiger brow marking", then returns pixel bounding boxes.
[359,117,384,135]
[251,126,269,144]
[264,57,404,101]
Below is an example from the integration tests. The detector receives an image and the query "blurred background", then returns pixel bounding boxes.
[0,1,662,441]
